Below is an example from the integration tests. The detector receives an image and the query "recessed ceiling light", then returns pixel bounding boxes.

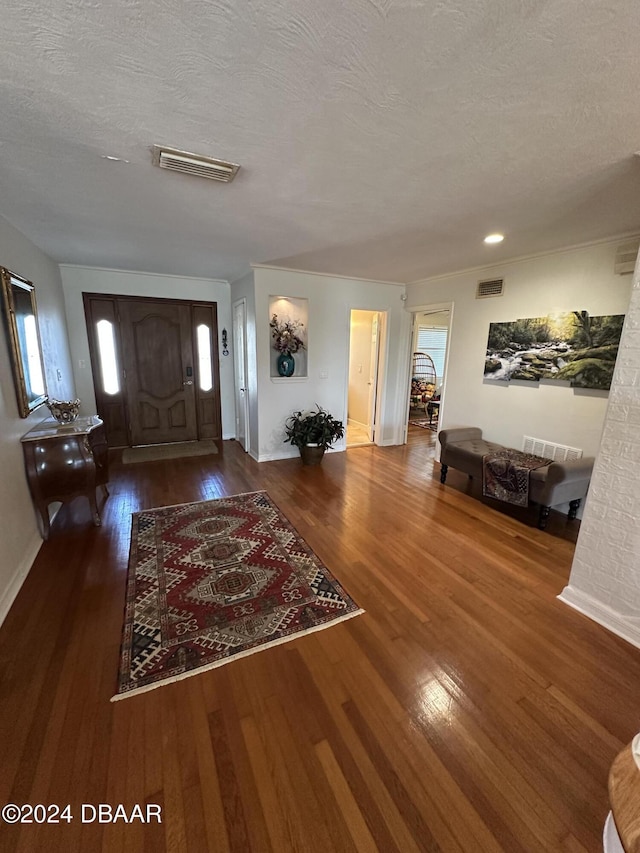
[484,233,504,244]
[101,155,130,163]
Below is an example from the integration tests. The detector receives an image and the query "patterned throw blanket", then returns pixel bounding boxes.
[482,450,552,507]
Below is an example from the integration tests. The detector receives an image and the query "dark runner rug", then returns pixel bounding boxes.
[122,440,218,464]
[482,450,552,507]
[113,491,363,700]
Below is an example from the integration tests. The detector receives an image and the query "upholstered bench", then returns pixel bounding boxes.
[438,426,595,529]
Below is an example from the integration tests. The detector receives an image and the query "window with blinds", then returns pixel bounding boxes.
[416,327,448,379]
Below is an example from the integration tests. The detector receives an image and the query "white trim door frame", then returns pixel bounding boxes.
[404,300,454,455]
[232,297,250,453]
[345,308,388,446]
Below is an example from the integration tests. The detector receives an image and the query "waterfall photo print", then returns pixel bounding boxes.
[484,311,625,390]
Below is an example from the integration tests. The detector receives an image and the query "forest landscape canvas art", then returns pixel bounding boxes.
[484,311,624,390]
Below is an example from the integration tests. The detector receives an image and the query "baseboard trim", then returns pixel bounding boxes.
[257,450,298,462]
[558,585,640,650]
[0,531,42,628]
[256,446,347,463]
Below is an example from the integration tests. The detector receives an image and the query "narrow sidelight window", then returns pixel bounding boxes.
[96,319,120,395]
[23,314,45,396]
[197,324,213,392]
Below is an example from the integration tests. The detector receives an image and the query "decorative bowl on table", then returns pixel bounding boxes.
[46,398,81,424]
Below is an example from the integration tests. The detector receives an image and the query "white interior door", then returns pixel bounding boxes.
[367,313,380,441]
[232,298,249,452]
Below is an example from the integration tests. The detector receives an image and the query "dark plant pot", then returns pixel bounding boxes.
[277,352,295,377]
[299,445,325,466]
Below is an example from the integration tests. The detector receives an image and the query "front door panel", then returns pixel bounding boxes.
[120,300,198,445]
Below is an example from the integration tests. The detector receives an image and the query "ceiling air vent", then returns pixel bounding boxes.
[476,278,504,299]
[152,145,240,182]
[614,240,640,275]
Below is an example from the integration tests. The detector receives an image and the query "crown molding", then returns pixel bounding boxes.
[251,263,405,287]
[407,231,640,286]
[58,264,229,286]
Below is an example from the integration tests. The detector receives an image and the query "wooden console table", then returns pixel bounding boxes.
[21,415,109,539]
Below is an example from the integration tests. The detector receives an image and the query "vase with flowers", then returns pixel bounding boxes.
[270,313,305,377]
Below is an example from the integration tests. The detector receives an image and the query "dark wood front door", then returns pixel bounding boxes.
[84,294,222,448]
[119,300,197,446]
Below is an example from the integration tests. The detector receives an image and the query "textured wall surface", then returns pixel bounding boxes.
[252,267,409,460]
[1,1,640,282]
[560,263,640,645]
[405,239,632,462]
[0,215,74,624]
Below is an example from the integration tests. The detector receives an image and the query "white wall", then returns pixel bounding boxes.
[559,261,640,648]
[60,266,236,439]
[348,310,374,426]
[0,215,74,623]
[252,267,409,461]
[405,240,633,458]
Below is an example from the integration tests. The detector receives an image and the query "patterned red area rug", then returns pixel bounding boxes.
[113,491,363,700]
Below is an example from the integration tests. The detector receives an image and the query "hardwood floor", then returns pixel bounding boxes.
[1,429,638,852]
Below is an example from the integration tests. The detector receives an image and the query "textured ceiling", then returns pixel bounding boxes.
[1,0,640,284]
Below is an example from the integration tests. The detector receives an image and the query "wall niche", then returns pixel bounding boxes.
[269,295,308,379]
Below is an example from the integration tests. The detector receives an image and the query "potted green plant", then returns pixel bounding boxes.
[284,405,345,465]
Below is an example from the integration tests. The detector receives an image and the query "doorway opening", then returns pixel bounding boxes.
[347,310,381,448]
[407,307,451,439]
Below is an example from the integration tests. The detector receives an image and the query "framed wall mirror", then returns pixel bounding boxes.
[0,267,47,417]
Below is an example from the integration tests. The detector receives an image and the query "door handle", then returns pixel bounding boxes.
[240,387,246,392]
[183,380,193,386]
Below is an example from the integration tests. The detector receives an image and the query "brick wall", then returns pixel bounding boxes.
[560,266,640,645]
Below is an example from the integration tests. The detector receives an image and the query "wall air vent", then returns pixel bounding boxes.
[152,145,240,182]
[522,435,583,462]
[614,240,640,275]
[476,278,504,298]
